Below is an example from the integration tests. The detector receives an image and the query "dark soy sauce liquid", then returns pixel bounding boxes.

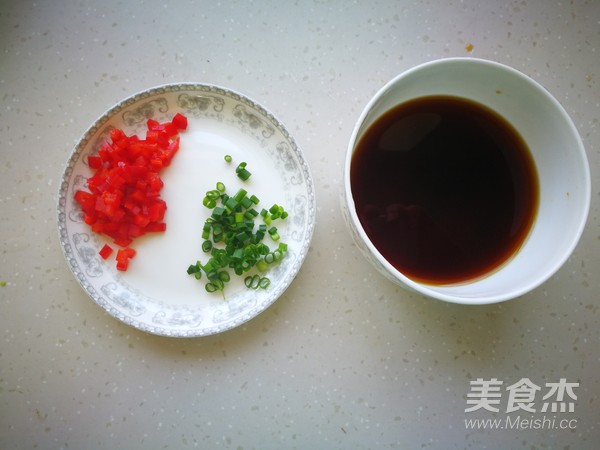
[351,95,539,285]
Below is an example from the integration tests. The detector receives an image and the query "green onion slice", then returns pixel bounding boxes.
[188,161,288,294]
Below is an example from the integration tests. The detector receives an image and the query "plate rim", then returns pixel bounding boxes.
[57,82,316,337]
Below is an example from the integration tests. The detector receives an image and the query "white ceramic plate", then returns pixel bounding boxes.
[57,83,315,337]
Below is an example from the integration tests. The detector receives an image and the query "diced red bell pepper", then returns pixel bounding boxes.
[116,247,136,271]
[74,190,95,211]
[146,118,160,130]
[163,122,178,137]
[144,222,166,233]
[87,155,102,169]
[110,128,126,142]
[99,244,113,259]
[73,114,187,271]
[156,131,171,150]
[171,113,188,130]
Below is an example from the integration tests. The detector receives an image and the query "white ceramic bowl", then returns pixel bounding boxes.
[343,58,591,304]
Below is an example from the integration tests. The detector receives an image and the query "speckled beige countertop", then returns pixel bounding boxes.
[1,1,598,449]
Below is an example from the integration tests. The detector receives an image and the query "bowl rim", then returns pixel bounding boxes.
[344,57,591,304]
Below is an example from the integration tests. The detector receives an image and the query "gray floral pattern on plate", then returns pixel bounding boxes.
[57,83,315,337]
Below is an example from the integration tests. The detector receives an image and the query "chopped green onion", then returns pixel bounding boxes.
[244,208,259,220]
[203,197,217,208]
[206,189,220,199]
[218,271,230,283]
[272,249,283,262]
[237,169,251,181]
[244,274,258,289]
[244,274,271,289]
[236,162,252,181]
[188,159,288,294]
[256,259,268,272]
[187,264,200,275]
[202,240,213,252]
[233,188,247,203]
[202,223,212,240]
[211,206,226,219]
[240,196,253,209]
[232,248,244,261]
[224,196,239,212]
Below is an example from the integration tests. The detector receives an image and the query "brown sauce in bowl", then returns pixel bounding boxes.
[351,96,539,285]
